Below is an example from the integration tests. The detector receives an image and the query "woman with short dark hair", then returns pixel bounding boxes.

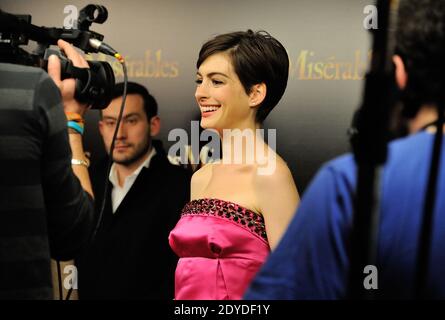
[169,30,299,300]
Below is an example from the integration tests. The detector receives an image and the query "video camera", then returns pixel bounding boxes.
[0,4,117,109]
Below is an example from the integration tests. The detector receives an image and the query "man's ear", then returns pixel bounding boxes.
[150,116,161,136]
[98,120,104,136]
[249,83,267,108]
[393,55,408,90]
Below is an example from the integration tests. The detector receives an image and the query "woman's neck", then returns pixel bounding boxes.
[219,123,271,165]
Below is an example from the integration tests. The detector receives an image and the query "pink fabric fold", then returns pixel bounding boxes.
[169,199,270,300]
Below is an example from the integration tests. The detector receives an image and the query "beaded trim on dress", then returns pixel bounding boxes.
[181,198,268,242]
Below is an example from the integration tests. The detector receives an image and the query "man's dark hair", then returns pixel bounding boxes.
[111,82,158,120]
[197,29,289,123]
[396,0,445,118]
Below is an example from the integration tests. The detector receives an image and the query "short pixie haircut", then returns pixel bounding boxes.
[197,30,289,123]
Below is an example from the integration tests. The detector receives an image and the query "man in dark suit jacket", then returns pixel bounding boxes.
[77,82,190,299]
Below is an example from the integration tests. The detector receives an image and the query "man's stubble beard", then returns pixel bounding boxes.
[112,136,152,167]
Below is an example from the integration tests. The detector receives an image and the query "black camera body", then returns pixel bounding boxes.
[0,5,115,109]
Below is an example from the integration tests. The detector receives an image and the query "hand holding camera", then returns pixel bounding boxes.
[47,39,90,116]
[0,4,118,109]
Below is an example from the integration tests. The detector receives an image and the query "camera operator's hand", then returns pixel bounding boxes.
[47,39,94,199]
[47,39,90,116]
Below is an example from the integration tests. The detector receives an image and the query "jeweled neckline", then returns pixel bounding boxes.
[182,198,268,242]
[189,198,260,216]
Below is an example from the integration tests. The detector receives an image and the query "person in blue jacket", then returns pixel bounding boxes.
[245,0,445,299]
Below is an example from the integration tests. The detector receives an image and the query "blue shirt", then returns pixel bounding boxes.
[245,131,445,299]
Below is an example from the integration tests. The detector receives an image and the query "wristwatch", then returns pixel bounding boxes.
[71,158,90,168]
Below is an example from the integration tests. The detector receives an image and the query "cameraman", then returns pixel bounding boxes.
[0,39,94,299]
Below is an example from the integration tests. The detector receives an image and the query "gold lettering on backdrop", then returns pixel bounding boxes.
[289,49,371,80]
[87,49,370,81]
[86,50,180,79]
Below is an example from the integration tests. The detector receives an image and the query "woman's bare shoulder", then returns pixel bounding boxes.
[254,154,293,184]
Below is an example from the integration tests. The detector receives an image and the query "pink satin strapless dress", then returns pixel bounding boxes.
[169,198,270,300]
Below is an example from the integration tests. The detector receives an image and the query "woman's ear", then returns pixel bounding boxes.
[249,83,267,108]
[393,55,408,90]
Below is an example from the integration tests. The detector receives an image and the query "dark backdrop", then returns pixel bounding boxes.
[2,0,372,193]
